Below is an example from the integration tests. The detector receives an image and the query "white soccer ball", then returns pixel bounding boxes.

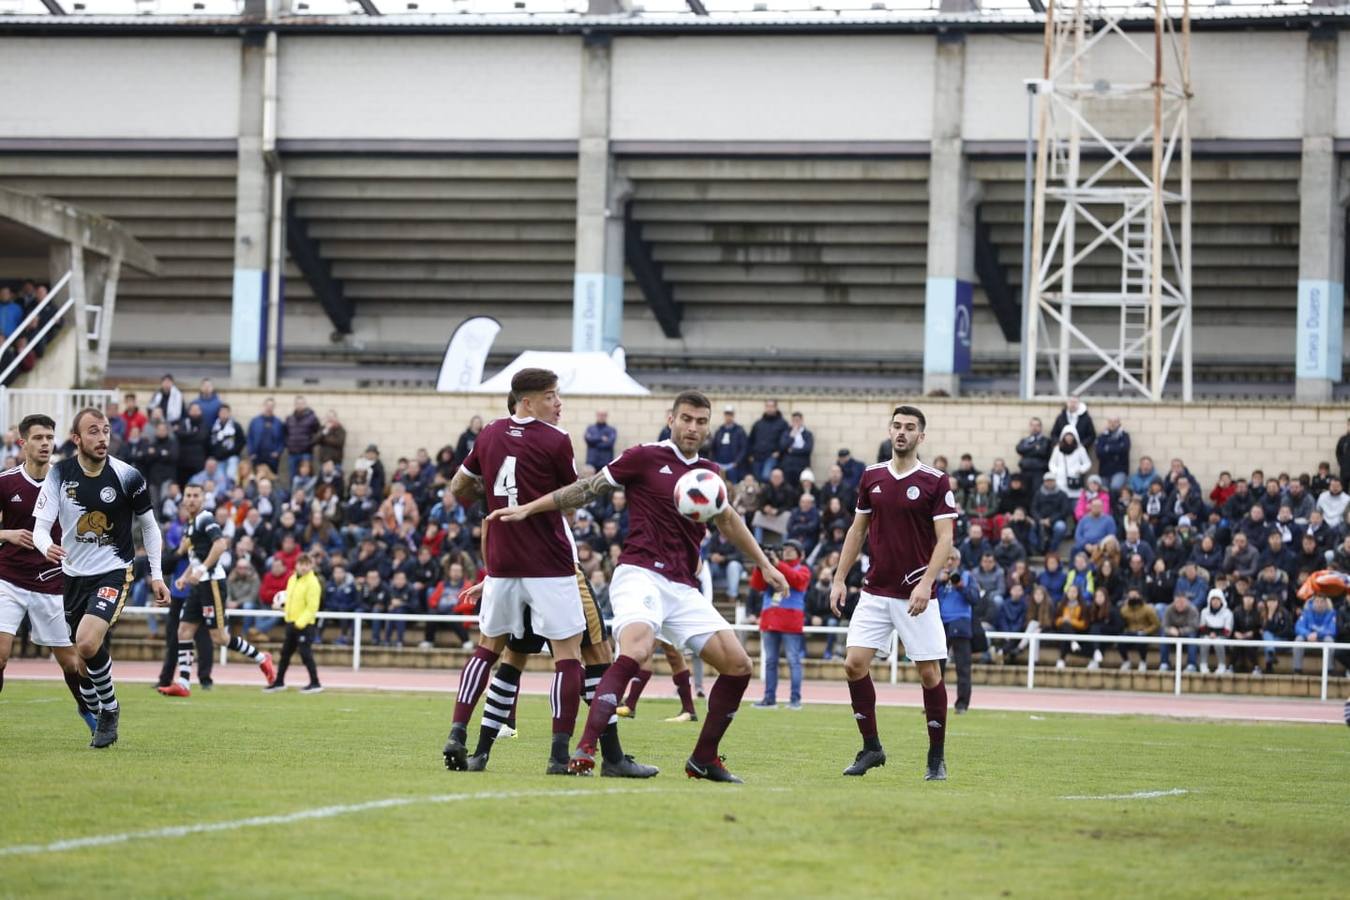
[673,469,728,524]
[271,590,286,609]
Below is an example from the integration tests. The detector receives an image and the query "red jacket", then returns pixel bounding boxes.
[750,559,812,634]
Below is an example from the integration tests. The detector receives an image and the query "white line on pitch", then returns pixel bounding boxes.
[1059,788,1190,801]
[0,787,677,858]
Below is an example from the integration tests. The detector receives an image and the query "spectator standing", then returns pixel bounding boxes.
[1016,417,1053,488]
[778,411,814,484]
[150,374,185,424]
[1051,395,1096,452]
[0,286,23,338]
[195,378,223,432]
[265,553,323,693]
[284,396,321,481]
[175,402,209,489]
[712,405,749,483]
[748,399,790,482]
[1047,428,1091,499]
[1316,477,1348,525]
[454,415,482,465]
[584,410,618,470]
[937,553,975,712]
[1095,416,1131,491]
[121,392,148,438]
[1336,417,1350,484]
[314,409,346,469]
[750,542,811,709]
[209,403,246,482]
[247,398,285,475]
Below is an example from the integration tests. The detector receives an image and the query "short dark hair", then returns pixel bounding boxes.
[892,404,927,432]
[18,413,56,437]
[510,367,558,396]
[183,483,203,494]
[506,392,517,415]
[72,407,107,434]
[672,391,712,413]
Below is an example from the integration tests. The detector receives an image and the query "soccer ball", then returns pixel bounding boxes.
[271,590,286,609]
[673,469,728,524]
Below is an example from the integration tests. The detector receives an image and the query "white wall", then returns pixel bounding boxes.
[611,35,935,142]
[964,31,1307,142]
[0,38,240,139]
[277,36,582,141]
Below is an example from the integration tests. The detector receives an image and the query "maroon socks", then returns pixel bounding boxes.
[623,669,653,711]
[673,669,696,715]
[577,654,641,754]
[922,680,948,754]
[452,645,499,727]
[848,674,881,751]
[691,673,750,765]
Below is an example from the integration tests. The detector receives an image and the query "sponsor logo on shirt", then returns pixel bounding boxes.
[97,586,119,601]
[99,486,117,503]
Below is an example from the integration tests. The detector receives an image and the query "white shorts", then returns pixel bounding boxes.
[0,582,72,647]
[845,590,947,662]
[609,564,731,654]
[479,574,587,642]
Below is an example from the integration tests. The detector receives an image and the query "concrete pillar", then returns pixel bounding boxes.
[572,34,626,354]
[1296,29,1345,402]
[230,28,270,387]
[923,33,978,397]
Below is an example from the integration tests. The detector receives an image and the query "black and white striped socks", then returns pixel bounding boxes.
[86,646,118,712]
[177,640,194,688]
[228,634,262,661]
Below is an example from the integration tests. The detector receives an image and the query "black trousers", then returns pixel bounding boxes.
[940,635,973,710]
[424,617,470,645]
[277,623,320,687]
[158,595,216,687]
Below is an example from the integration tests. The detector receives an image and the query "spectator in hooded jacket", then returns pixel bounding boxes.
[1051,396,1096,452]
[748,399,790,482]
[1048,428,1091,499]
[1197,588,1234,673]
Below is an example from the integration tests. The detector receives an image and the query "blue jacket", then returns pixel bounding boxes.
[1074,513,1116,552]
[1037,567,1068,603]
[247,414,285,464]
[195,393,223,433]
[994,594,1028,632]
[712,423,748,468]
[1129,470,1162,495]
[1295,604,1337,640]
[584,422,618,470]
[1096,428,1131,480]
[1174,573,1208,606]
[938,581,973,638]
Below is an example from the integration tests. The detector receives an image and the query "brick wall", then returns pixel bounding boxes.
[176,387,1349,489]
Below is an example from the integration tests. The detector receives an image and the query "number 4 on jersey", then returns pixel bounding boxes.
[493,455,519,507]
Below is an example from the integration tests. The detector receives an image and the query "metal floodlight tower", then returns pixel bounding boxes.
[1021,0,1193,402]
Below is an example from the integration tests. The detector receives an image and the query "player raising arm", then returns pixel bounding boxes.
[491,390,787,782]
[830,405,957,781]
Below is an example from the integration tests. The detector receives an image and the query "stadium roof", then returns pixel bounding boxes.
[0,0,1346,33]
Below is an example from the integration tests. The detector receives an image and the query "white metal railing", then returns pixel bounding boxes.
[0,271,75,386]
[114,608,1350,703]
[0,387,118,438]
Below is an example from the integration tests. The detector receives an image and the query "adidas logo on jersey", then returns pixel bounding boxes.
[9,494,20,502]
[658,465,673,474]
[871,486,883,494]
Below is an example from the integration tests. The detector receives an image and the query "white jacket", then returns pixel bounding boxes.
[1199,603,1233,635]
[1048,444,1092,497]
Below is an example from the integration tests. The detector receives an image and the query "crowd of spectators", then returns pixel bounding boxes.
[0,280,63,385]
[6,384,1350,680]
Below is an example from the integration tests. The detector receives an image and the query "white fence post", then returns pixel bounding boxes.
[1174,639,1183,696]
[1027,633,1038,689]
[353,613,362,671]
[1321,646,1330,702]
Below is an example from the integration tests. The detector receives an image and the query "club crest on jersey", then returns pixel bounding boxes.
[97,586,119,602]
[945,490,956,507]
[907,486,921,500]
[99,486,117,503]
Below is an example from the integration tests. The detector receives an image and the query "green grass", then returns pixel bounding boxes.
[2,680,1348,899]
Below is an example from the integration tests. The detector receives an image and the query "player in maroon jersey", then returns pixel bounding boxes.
[830,405,958,781]
[0,414,96,733]
[442,369,655,778]
[491,390,788,782]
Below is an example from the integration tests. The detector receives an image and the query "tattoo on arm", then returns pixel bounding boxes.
[551,472,613,511]
[449,469,484,502]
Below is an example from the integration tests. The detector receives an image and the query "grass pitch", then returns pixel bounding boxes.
[2,680,1347,899]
